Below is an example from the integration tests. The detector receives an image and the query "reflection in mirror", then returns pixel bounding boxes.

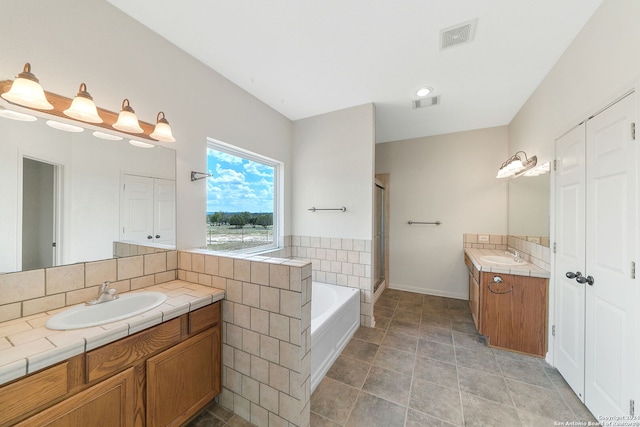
[507,171,550,247]
[0,115,176,274]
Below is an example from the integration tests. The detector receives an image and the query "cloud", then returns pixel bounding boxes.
[206,148,275,213]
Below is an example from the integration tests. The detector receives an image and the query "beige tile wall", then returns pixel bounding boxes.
[177,250,312,427]
[0,252,178,322]
[290,236,373,327]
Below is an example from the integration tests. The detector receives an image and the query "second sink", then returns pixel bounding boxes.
[479,255,528,266]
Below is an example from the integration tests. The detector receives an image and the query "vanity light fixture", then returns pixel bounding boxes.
[0,106,37,122]
[149,111,175,142]
[1,63,174,141]
[521,161,549,177]
[1,63,53,110]
[63,83,103,123]
[113,98,143,133]
[496,151,537,179]
[416,87,433,97]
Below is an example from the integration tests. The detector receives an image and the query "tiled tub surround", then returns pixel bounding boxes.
[290,235,373,327]
[177,250,313,427]
[0,250,178,323]
[464,233,551,271]
[0,280,224,386]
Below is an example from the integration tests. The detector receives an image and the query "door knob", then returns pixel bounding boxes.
[565,271,582,279]
[155,235,160,239]
[576,275,594,286]
[147,235,153,239]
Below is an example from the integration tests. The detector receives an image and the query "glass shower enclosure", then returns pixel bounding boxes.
[373,181,385,292]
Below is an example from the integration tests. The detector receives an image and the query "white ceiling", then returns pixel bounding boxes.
[107,0,604,143]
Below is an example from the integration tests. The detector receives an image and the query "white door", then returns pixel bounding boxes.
[121,175,154,243]
[153,178,175,245]
[584,93,636,417]
[554,123,587,401]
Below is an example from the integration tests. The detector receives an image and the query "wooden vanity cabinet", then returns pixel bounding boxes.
[0,301,221,427]
[465,255,481,330]
[464,256,548,357]
[480,273,547,356]
[15,367,136,427]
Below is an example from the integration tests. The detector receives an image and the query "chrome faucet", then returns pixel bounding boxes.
[86,281,119,305]
[505,248,522,263]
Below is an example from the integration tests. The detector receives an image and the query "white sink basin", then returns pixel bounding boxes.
[479,255,528,266]
[46,292,167,330]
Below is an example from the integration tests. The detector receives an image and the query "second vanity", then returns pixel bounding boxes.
[464,248,549,357]
[0,280,224,427]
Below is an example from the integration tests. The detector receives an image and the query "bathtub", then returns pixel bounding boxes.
[310,281,360,393]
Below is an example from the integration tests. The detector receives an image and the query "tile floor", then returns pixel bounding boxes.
[310,288,598,427]
[188,288,598,427]
[186,400,255,427]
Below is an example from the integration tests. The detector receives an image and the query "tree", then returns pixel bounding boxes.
[255,213,273,229]
[229,214,247,228]
[208,211,224,225]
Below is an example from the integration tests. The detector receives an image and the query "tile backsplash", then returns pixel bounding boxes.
[463,233,550,271]
[0,251,177,322]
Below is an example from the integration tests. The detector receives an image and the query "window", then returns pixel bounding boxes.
[206,139,280,253]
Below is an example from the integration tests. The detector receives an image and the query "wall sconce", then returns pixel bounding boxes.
[1,63,53,110]
[150,111,175,142]
[0,62,176,143]
[113,98,143,133]
[496,151,537,178]
[63,83,103,123]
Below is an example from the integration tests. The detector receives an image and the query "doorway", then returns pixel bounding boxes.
[21,157,60,270]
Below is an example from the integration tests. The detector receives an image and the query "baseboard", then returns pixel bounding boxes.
[388,282,467,300]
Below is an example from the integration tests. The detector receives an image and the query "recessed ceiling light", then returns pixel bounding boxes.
[93,131,123,141]
[0,107,37,122]
[416,87,433,97]
[129,139,155,148]
[46,120,84,133]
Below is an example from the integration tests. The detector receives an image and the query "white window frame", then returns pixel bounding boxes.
[206,138,282,254]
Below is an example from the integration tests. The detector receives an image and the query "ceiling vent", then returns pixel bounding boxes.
[440,19,477,50]
[412,96,440,109]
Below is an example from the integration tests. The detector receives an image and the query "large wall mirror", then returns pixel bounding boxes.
[507,170,550,247]
[0,115,176,274]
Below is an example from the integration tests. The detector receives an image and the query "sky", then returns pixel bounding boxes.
[206,147,274,213]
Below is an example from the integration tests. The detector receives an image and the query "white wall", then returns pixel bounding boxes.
[509,0,640,159]
[375,126,509,299]
[0,0,293,251]
[507,0,640,368]
[291,104,375,240]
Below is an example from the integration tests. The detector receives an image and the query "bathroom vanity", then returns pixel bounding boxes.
[0,282,223,426]
[464,249,549,357]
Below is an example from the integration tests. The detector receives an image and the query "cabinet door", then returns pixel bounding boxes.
[481,274,547,356]
[147,327,221,427]
[16,368,135,427]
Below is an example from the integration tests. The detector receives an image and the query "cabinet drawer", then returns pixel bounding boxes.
[0,361,70,425]
[189,301,221,335]
[87,317,182,383]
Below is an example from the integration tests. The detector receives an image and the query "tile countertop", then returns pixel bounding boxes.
[0,280,224,387]
[464,248,550,278]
